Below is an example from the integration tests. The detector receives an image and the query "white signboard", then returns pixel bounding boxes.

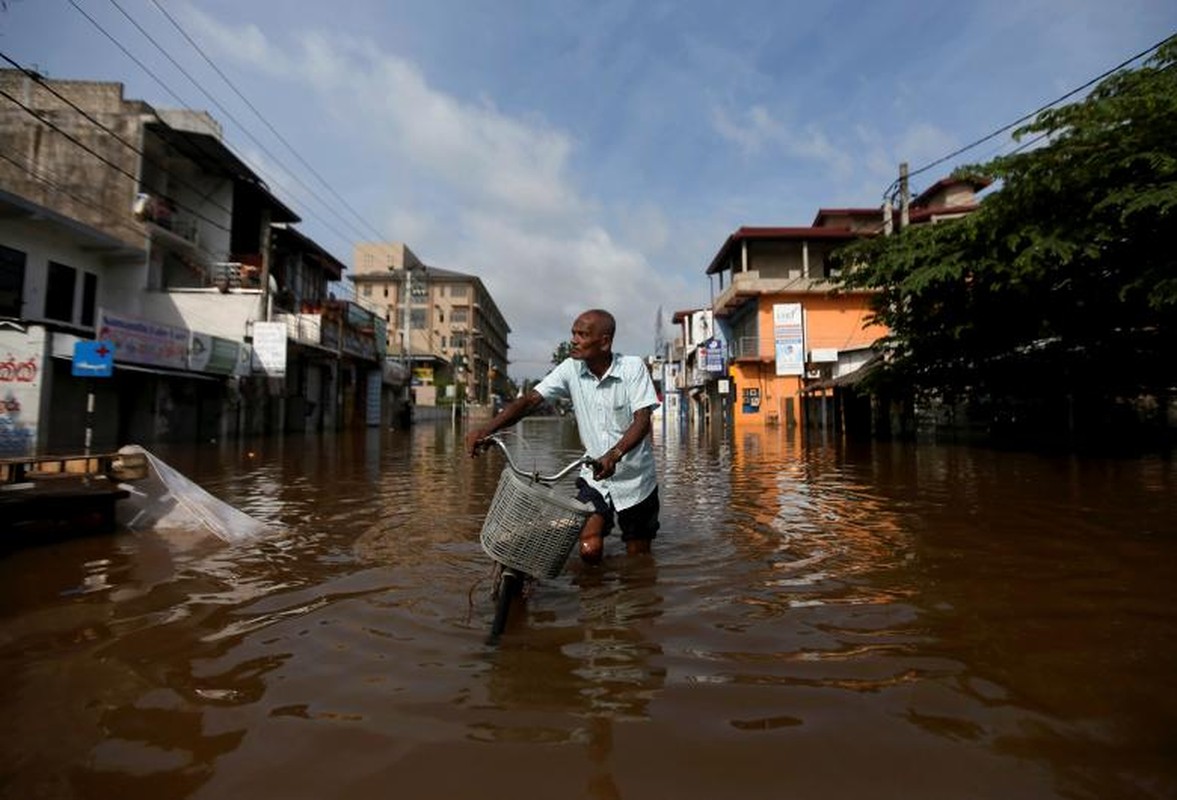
[773,303,805,377]
[251,321,288,377]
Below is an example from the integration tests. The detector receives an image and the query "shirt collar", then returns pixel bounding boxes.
[577,352,622,381]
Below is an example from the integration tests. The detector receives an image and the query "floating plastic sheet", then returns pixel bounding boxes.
[116,445,273,543]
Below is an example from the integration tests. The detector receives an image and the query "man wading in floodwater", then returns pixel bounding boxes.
[465,308,661,562]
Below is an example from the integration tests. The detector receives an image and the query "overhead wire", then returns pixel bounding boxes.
[0,49,237,220]
[0,84,232,233]
[64,0,362,253]
[145,0,387,243]
[880,32,1176,201]
[0,148,154,244]
[99,0,368,245]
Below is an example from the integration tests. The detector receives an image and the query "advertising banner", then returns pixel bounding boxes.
[700,338,726,372]
[773,303,805,376]
[97,309,189,369]
[189,333,241,375]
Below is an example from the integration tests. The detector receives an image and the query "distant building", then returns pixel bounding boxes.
[351,242,509,407]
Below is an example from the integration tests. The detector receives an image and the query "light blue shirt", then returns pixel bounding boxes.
[534,354,659,510]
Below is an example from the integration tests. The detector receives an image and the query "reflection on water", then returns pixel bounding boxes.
[1,419,1175,799]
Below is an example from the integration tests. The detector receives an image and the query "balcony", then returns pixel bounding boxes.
[712,270,834,317]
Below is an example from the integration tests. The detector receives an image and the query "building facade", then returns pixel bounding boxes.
[0,69,396,455]
[704,175,989,431]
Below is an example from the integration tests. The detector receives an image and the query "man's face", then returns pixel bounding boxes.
[570,314,610,361]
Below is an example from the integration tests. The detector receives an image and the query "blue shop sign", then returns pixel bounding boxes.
[72,340,116,378]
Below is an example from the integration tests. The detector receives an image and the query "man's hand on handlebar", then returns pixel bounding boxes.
[465,429,493,457]
[590,450,620,481]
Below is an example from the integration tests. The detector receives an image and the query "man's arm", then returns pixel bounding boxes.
[464,389,547,456]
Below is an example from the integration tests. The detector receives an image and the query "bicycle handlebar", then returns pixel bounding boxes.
[481,435,595,483]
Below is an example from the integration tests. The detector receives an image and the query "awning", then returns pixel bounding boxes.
[802,354,882,393]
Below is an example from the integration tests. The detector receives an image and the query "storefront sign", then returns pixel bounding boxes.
[251,321,288,377]
[98,309,189,369]
[189,333,241,375]
[773,303,805,376]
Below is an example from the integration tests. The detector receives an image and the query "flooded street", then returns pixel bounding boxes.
[2,418,1175,799]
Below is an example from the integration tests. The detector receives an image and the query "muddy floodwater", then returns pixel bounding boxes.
[1,418,1175,799]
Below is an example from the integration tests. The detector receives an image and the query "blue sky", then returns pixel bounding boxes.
[4,1,1175,379]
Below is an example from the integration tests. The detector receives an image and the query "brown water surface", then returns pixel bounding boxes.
[1,418,1175,799]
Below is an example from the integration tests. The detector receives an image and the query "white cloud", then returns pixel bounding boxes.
[711,103,853,178]
[179,2,672,378]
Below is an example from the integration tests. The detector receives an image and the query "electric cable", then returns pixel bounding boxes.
[65,0,365,251]
[0,147,152,244]
[146,0,387,242]
[880,32,1176,199]
[100,0,370,244]
[0,49,236,220]
[0,84,232,233]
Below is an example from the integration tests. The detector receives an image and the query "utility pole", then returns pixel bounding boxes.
[899,162,910,232]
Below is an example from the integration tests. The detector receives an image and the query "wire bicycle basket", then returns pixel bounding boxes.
[478,440,595,579]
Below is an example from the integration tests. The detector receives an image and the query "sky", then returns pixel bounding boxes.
[3,1,1175,380]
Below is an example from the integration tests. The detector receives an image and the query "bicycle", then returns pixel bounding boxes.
[476,434,596,643]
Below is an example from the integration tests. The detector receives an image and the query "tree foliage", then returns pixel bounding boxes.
[834,39,1177,404]
[551,340,573,365]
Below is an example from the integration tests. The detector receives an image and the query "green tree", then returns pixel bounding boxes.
[551,340,573,365]
[834,39,1177,409]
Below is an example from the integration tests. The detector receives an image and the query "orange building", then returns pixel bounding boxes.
[705,175,988,429]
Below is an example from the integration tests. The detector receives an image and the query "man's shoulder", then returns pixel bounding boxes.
[614,354,649,374]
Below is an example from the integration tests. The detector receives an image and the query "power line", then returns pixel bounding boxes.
[146,0,387,243]
[0,147,152,244]
[883,32,1176,199]
[66,0,364,251]
[100,0,369,242]
[0,84,232,233]
[0,49,236,220]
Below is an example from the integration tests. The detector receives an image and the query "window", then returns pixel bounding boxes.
[45,261,77,322]
[81,273,97,327]
[451,284,468,298]
[451,307,469,324]
[410,281,428,302]
[438,309,444,323]
[410,308,426,327]
[362,284,372,296]
[0,244,26,318]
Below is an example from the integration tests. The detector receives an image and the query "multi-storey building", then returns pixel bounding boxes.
[351,242,509,408]
[704,175,989,431]
[0,69,393,454]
